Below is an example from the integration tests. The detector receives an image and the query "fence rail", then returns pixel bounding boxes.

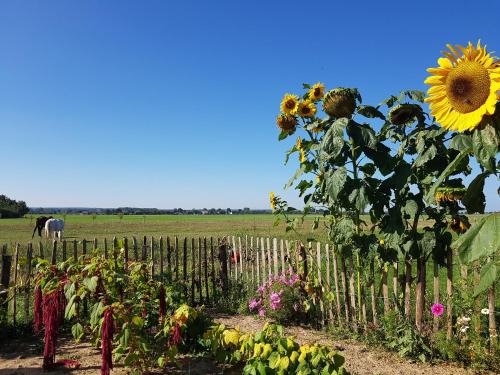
[0,234,497,349]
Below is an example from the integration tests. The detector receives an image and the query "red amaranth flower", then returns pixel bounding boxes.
[42,290,59,370]
[34,285,43,335]
[101,307,114,375]
[170,323,182,346]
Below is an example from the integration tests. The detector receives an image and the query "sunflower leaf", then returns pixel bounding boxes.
[357,105,385,120]
[472,125,498,173]
[456,213,500,264]
[462,172,488,214]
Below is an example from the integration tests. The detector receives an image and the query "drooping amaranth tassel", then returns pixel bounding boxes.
[33,285,43,335]
[169,323,182,346]
[42,290,59,370]
[101,307,114,375]
[159,285,166,322]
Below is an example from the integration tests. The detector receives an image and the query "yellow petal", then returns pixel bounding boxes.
[438,57,453,69]
[424,75,445,85]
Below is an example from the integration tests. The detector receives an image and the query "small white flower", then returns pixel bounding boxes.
[481,308,490,315]
[458,316,471,324]
[460,326,469,333]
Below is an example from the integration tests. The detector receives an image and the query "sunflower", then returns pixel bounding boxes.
[276,114,297,132]
[388,104,423,126]
[450,215,470,234]
[269,192,276,210]
[435,187,466,205]
[297,100,317,118]
[424,41,500,132]
[308,82,325,101]
[322,88,357,118]
[316,174,322,183]
[280,94,299,114]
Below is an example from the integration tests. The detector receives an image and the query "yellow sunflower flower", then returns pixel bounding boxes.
[308,82,325,101]
[450,216,471,234]
[280,94,299,114]
[300,148,306,163]
[297,100,317,118]
[424,41,500,132]
[296,136,302,150]
[269,192,276,210]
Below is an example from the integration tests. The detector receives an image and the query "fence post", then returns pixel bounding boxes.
[51,240,57,265]
[404,259,412,318]
[382,262,390,314]
[316,242,325,327]
[332,246,342,324]
[191,238,196,304]
[62,240,67,261]
[238,237,243,280]
[167,236,172,276]
[349,256,358,331]
[133,237,138,261]
[183,238,187,297]
[340,255,350,324]
[260,238,266,282]
[12,243,20,327]
[325,244,334,324]
[159,237,164,275]
[25,242,33,325]
[370,258,377,325]
[219,238,228,296]
[73,240,78,260]
[104,238,108,259]
[123,237,129,268]
[433,260,440,332]
[142,236,147,261]
[273,238,279,277]
[204,237,209,304]
[175,236,179,281]
[150,237,155,276]
[446,247,453,339]
[415,256,426,332]
[93,238,98,252]
[488,281,497,350]
[211,237,216,298]
[267,238,272,278]
[0,246,12,322]
[197,238,202,303]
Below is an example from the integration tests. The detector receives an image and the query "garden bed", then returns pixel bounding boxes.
[1,314,495,375]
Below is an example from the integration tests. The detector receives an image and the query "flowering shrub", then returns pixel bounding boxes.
[248,271,307,324]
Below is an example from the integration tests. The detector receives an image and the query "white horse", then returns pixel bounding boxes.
[45,218,64,240]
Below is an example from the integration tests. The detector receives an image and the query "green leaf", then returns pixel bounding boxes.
[456,213,500,263]
[357,105,385,120]
[462,173,487,214]
[347,122,377,149]
[71,323,84,341]
[268,352,281,369]
[472,125,498,173]
[285,165,306,190]
[132,316,145,328]
[449,134,472,151]
[424,148,471,205]
[349,186,369,213]
[82,276,98,293]
[413,144,437,168]
[65,295,77,319]
[475,262,497,296]
[327,167,347,201]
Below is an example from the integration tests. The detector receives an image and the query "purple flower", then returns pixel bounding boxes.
[258,308,266,317]
[257,285,265,294]
[270,290,283,310]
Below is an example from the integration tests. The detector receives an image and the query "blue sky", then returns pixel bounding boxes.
[1,0,499,210]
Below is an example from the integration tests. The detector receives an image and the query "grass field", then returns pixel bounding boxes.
[0,214,322,246]
[0,213,486,246]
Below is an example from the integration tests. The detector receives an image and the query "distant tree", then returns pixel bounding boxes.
[0,194,29,218]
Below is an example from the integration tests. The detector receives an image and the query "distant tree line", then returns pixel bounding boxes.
[0,194,29,218]
[28,206,327,215]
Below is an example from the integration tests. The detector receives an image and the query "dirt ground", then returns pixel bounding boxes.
[0,314,497,375]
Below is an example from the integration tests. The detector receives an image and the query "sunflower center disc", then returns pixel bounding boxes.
[286,99,295,109]
[445,61,491,113]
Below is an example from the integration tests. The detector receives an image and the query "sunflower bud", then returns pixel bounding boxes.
[276,114,297,132]
[322,88,357,118]
[388,104,423,126]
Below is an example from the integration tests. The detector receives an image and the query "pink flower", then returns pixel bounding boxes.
[258,308,266,317]
[248,299,259,311]
[431,303,444,317]
[257,286,265,294]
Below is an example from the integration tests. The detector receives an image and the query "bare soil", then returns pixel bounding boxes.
[0,314,497,375]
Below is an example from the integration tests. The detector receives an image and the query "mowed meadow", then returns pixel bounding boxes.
[0,214,320,245]
[0,213,487,246]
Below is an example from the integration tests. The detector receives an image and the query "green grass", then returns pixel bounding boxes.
[0,214,324,247]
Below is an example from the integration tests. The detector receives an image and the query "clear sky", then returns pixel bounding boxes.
[1,0,499,210]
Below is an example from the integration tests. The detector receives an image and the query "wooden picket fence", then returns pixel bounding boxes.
[0,235,497,349]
